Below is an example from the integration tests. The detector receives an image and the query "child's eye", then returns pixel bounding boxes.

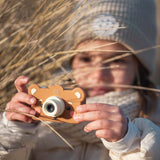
[103,58,127,67]
[79,56,91,62]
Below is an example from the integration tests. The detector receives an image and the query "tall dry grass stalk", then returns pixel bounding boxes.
[0,1,79,148]
[0,0,160,149]
[0,0,160,109]
[0,0,77,108]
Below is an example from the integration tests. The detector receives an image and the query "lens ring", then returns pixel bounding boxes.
[42,96,65,117]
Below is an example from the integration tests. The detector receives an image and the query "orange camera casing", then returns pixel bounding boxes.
[28,84,85,124]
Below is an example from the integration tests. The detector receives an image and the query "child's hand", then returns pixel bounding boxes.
[5,76,38,123]
[73,103,128,142]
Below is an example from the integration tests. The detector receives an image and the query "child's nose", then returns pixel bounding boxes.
[91,65,109,82]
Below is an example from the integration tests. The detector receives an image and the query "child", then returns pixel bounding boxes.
[0,0,160,159]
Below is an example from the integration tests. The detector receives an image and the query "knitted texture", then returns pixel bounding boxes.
[87,89,139,120]
[66,0,157,73]
[49,89,139,144]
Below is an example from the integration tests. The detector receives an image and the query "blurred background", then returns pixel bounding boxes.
[155,0,160,84]
[0,0,160,109]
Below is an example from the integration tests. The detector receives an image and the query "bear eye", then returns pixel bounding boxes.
[66,106,71,110]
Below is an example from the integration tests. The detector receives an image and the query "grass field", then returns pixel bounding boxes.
[0,0,160,109]
[0,0,76,108]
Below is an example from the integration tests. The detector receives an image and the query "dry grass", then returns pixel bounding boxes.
[0,0,160,110]
[0,0,78,108]
[0,0,160,150]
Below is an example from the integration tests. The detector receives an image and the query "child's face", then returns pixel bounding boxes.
[71,40,137,97]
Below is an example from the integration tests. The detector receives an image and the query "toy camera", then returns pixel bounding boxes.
[28,84,85,123]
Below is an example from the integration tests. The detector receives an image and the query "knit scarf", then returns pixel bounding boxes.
[50,89,139,144]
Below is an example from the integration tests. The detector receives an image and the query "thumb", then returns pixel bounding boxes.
[14,76,30,93]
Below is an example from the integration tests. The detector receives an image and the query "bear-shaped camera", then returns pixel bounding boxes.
[28,84,85,124]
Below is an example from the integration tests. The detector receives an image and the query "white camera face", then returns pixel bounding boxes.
[42,96,65,117]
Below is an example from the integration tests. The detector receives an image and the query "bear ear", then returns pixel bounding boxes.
[28,84,40,95]
[73,87,85,102]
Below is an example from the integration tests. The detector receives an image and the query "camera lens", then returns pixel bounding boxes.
[42,96,65,117]
[46,104,55,113]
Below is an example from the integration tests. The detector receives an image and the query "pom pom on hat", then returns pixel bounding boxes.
[66,0,157,74]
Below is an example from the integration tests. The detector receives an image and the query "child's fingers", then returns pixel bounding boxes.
[74,110,123,123]
[84,119,114,132]
[76,103,120,113]
[84,119,128,142]
[11,92,36,105]
[5,92,37,122]
[14,76,30,93]
[5,76,38,123]
[6,102,36,122]
[6,102,36,115]
[6,112,33,123]
[83,120,120,141]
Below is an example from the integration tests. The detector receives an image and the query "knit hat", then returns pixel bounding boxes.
[66,0,157,74]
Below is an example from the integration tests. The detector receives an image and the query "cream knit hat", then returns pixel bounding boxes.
[66,0,157,73]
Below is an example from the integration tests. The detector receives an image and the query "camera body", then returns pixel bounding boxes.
[28,84,85,123]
